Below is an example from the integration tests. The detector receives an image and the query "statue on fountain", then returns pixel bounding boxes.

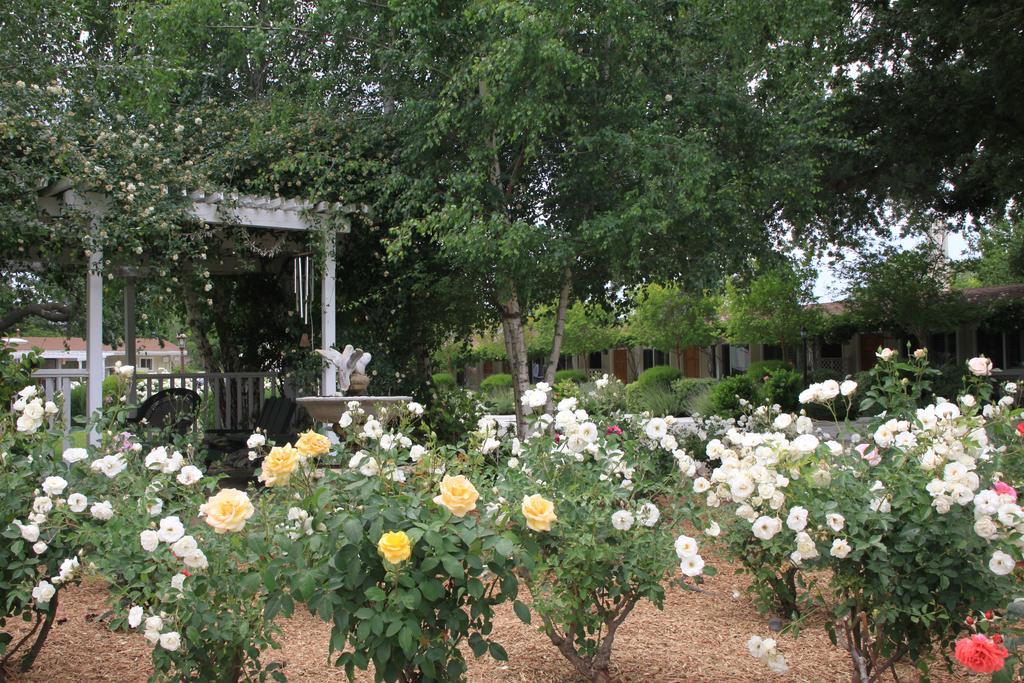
[316,344,372,395]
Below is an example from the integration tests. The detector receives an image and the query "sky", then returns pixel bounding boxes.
[811,231,970,302]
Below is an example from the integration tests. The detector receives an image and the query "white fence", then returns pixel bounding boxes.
[30,369,285,439]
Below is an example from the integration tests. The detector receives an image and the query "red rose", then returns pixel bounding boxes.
[985,611,994,620]
[955,634,1009,674]
[993,634,1004,645]
[966,616,974,626]
[1016,422,1024,437]
[606,425,622,436]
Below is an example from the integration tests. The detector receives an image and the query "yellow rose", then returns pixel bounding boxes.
[202,488,255,533]
[377,530,412,564]
[433,475,479,517]
[521,494,557,532]
[259,444,301,486]
[294,430,331,459]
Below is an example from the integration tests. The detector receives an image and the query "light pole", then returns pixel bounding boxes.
[800,326,808,387]
[176,331,187,375]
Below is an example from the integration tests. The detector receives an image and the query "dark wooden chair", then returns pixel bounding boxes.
[203,396,299,474]
[126,388,201,436]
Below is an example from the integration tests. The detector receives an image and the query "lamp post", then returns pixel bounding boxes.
[176,331,187,375]
[800,326,808,387]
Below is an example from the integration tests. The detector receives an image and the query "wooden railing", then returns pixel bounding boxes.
[29,369,285,440]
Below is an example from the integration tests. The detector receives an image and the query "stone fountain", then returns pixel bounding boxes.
[296,345,411,433]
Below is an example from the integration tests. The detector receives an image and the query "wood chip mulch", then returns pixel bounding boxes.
[3,553,984,682]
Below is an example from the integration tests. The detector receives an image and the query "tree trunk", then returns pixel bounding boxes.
[182,285,218,372]
[501,292,531,438]
[543,268,573,387]
[19,592,58,673]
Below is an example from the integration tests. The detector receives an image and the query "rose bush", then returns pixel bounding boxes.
[694,352,1023,681]
[485,384,709,683]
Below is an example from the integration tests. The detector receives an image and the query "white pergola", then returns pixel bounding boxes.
[35,182,361,442]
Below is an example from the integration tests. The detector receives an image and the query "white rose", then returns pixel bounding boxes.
[246,433,266,449]
[675,534,699,558]
[67,493,87,513]
[170,573,186,591]
[176,465,202,485]
[159,631,181,651]
[128,605,144,628]
[752,516,782,541]
[680,554,705,577]
[990,550,1016,576]
[792,434,819,454]
[840,380,857,397]
[157,516,185,543]
[41,476,67,497]
[32,541,47,555]
[62,448,89,464]
[90,501,114,520]
[16,521,40,542]
[611,510,634,531]
[826,512,845,532]
[786,506,808,532]
[637,502,660,527]
[830,538,852,558]
[32,580,56,606]
[170,535,197,557]
[968,356,993,376]
[693,477,711,493]
[974,516,999,540]
[409,445,427,462]
[183,549,208,570]
[140,530,160,552]
[18,385,38,398]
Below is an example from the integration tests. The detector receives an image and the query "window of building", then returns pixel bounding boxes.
[821,341,843,358]
[642,349,654,370]
[588,351,603,370]
[729,344,750,373]
[139,358,154,370]
[928,331,958,364]
[654,349,667,366]
[556,354,574,370]
[977,329,1023,370]
[762,344,783,361]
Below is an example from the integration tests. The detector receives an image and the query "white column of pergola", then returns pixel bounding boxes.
[39,186,355,443]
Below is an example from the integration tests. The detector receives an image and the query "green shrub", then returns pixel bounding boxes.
[625,382,683,416]
[746,360,790,379]
[431,372,457,388]
[808,368,842,383]
[671,378,717,404]
[931,362,968,402]
[756,368,802,411]
[424,385,483,445]
[553,369,588,384]
[484,387,516,414]
[706,373,757,417]
[479,373,513,390]
[634,365,682,386]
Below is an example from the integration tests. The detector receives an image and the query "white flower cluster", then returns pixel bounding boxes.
[12,385,58,433]
[674,534,705,577]
[140,516,208,571]
[747,635,788,674]
[611,502,660,531]
[520,382,552,411]
[130,611,181,651]
[798,379,856,405]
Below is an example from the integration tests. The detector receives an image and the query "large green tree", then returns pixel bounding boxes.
[723,262,820,364]
[346,0,843,432]
[630,284,721,370]
[822,0,1024,228]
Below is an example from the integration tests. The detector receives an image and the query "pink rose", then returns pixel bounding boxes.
[993,482,1018,501]
[856,443,881,466]
[955,634,1008,674]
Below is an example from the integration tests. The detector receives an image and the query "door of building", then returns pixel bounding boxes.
[612,349,628,383]
[683,346,700,377]
[859,334,884,372]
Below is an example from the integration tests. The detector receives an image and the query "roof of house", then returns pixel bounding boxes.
[2,336,183,360]
[961,283,1024,304]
